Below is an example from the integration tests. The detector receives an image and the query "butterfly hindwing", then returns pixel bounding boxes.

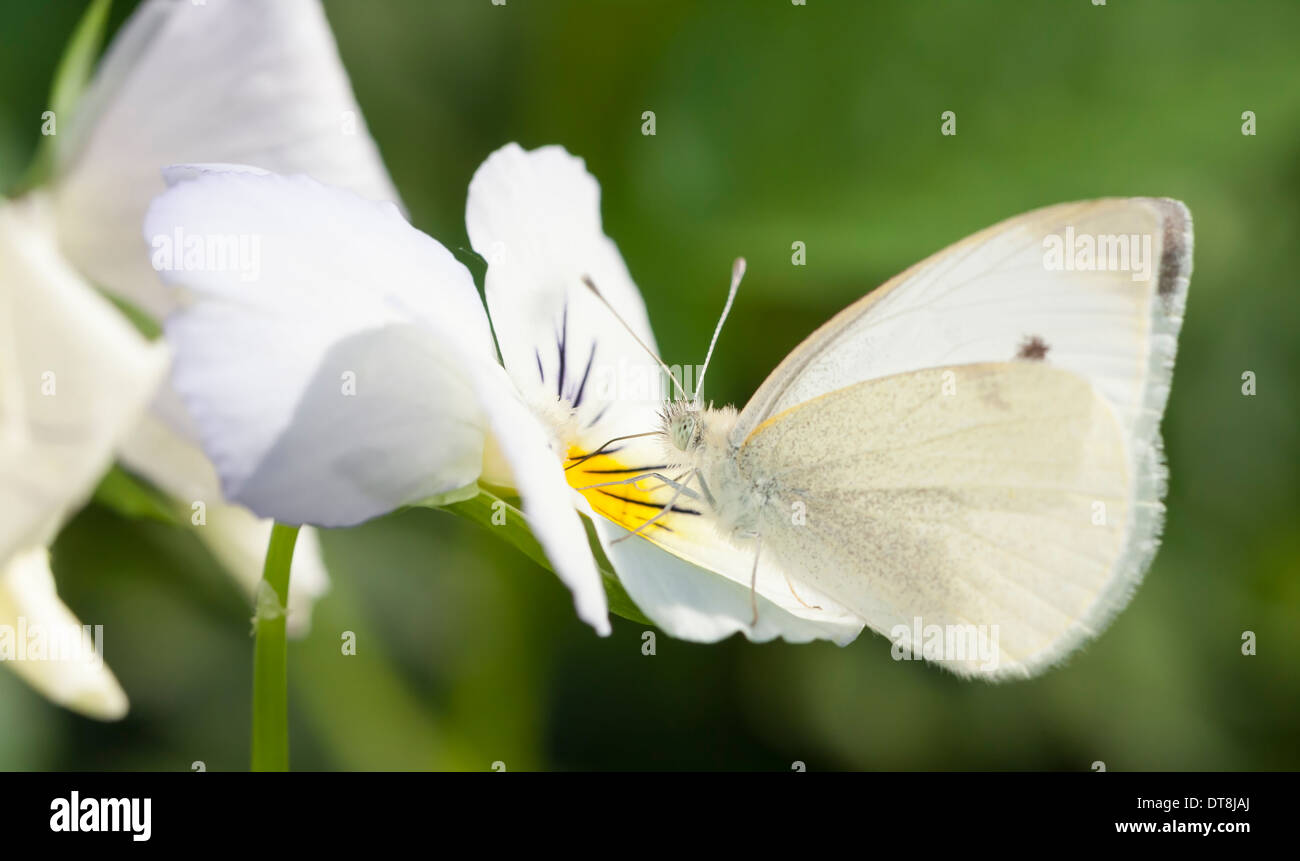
[739,362,1133,678]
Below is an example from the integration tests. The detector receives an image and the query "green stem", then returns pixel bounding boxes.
[251,523,299,772]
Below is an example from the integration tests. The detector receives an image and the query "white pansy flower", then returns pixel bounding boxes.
[0,197,165,719]
[145,169,610,633]
[147,143,865,644]
[466,145,863,644]
[8,0,410,640]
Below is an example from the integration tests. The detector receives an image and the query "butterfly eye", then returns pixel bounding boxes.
[672,414,696,450]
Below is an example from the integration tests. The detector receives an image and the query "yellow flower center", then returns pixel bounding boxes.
[563,445,681,537]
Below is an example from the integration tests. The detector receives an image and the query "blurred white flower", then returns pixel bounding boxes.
[145,144,863,644]
[0,0,413,691]
[0,196,165,719]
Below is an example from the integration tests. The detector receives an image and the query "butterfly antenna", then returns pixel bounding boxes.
[581,275,689,401]
[694,257,745,408]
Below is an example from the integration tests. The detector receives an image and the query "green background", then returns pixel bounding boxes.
[1,0,1296,770]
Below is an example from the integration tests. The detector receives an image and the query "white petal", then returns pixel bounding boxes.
[466,143,665,445]
[591,516,860,645]
[0,547,128,720]
[53,0,399,320]
[117,401,328,637]
[473,365,610,635]
[145,171,496,527]
[0,195,167,558]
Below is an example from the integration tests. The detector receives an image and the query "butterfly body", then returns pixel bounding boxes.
[659,401,759,540]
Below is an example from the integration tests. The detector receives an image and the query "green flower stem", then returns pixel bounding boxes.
[251,523,299,772]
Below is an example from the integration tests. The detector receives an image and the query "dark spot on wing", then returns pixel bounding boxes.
[1016,335,1050,360]
[1157,202,1191,299]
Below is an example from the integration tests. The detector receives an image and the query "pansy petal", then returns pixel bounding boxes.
[54,0,398,320]
[0,547,128,720]
[591,517,861,645]
[0,196,167,558]
[211,323,485,526]
[145,171,494,526]
[467,143,665,445]
[473,364,610,635]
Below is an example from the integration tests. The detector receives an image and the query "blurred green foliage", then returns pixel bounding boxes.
[0,0,1296,770]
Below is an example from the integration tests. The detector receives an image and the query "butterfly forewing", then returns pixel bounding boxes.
[734,197,1191,447]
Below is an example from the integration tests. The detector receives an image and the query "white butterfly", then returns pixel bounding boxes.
[569,198,1192,678]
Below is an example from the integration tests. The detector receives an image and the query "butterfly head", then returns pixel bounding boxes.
[661,399,702,452]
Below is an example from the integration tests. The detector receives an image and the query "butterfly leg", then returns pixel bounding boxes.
[610,478,692,544]
[692,469,718,509]
[737,527,819,615]
[781,570,822,611]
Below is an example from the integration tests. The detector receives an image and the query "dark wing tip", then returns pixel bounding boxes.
[1142,197,1193,300]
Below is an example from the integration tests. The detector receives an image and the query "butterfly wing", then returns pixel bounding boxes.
[734,198,1191,450]
[728,197,1189,674]
[739,362,1136,678]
